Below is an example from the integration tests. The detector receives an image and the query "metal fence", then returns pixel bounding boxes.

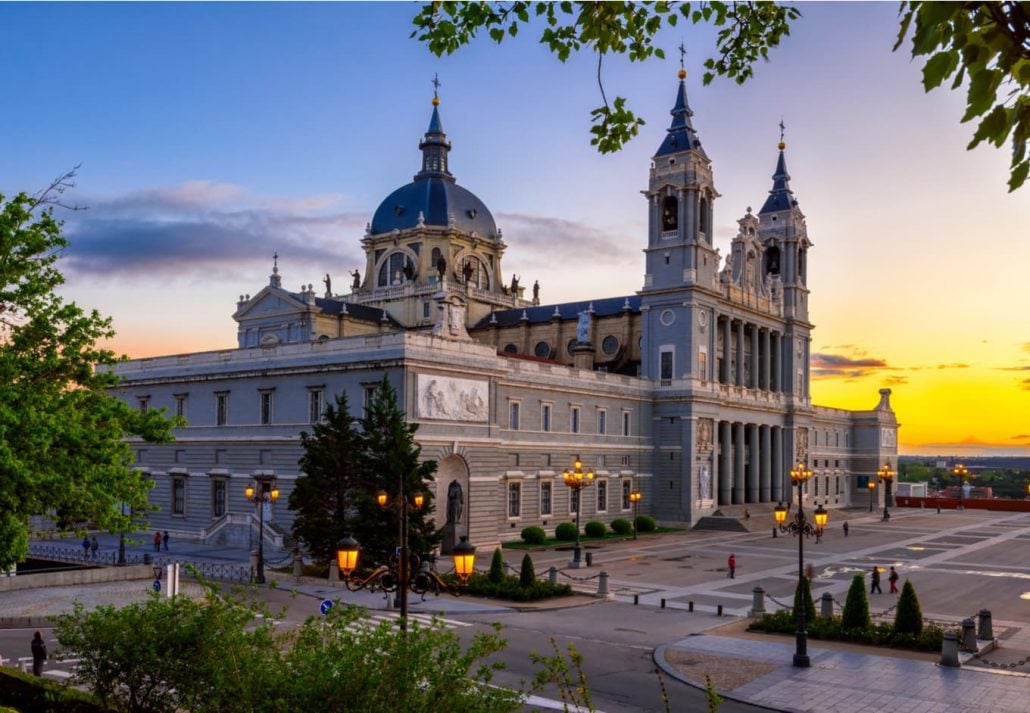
[27,543,251,584]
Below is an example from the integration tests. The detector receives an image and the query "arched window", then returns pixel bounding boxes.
[458,254,489,289]
[661,196,678,231]
[699,196,709,234]
[798,248,806,282]
[765,245,781,275]
[377,251,415,287]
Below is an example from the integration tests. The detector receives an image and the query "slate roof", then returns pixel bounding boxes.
[654,78,707,159]
[471,295,641,330]
[759,150,799,214]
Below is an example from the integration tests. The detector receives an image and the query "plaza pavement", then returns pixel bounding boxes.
[8,507,1030,712]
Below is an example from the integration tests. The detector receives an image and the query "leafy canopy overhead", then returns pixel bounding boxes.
[413,1,1029,190]
[0,171,177,568]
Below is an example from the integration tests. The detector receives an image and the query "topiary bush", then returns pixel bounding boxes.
[794,576,816,622]
[488,547,505,584]
[520,526,546,545]
[635,515,657,532]
[519,553,536,587]
[610,518,631,535]
[554,522,578,541]
[841,574,871,630]
[464,572,572,601]
[584,520,606,538]
[894,580,923,636]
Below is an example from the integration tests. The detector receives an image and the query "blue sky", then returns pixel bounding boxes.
[2,2,1027,453]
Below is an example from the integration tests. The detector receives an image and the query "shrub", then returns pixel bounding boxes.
[610,519,631,535]
[635,515,657,533]
[584,521,606,538]
[465,572,572,601]
[554,522,578,541]
[894,580,923,636]
[793,576,816,622]
[520,526,546,545]
[488,547,505,584]
[519,553,536,587]
[841,574,871,629]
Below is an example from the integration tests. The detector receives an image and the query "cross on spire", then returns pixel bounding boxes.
[273,252,279,271]
[432,73,441,99]
[779,118,786,143]
[678,42,686,69]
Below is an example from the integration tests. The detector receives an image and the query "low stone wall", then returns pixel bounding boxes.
[0,564,152,593]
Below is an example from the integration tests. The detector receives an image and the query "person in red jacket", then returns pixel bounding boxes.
[728,553,736,579]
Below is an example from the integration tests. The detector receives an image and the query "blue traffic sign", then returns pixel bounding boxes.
[153,580,161,592]
[319,599,333,616]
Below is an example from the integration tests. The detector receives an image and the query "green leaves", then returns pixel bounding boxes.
[590,97,645,153]
[896,1,1029,191]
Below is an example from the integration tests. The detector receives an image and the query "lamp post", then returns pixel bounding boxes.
[951,463,968,510]
[372,487,427,628]
[117,501,127,566]
[244,476,280,584]
[773,462,826,668]
[563,459,595,568]
[877,462,895,521]
[629,490,642,540]
[867,479,876,513]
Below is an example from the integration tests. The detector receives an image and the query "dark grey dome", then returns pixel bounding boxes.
[371,177,497,237]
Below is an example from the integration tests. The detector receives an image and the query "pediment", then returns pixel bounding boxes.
[232,287,309,321]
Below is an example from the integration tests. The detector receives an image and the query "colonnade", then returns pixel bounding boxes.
[716,316,783,391]
[711,421,790,506]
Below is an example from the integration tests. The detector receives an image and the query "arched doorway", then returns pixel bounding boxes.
[436,454,469,554]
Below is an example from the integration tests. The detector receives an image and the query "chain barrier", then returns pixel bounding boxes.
[553,567,603,583]
[766,594,793,611]
[264,553,295,569]
[966,650,1030,670]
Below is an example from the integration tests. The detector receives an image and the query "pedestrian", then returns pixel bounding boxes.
[90,536,99,559]
[889,566,899,594]
[82,536,91,559]
[842,521,849,537]
[870,566,882,594]
[744,507,750,521]
[153,531,162,552]
[31,631,47,676]
[728,553,736,579]
[163,531,170,551]
[806,563,814,581]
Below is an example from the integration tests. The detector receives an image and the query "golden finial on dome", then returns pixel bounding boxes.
[432,73,441,106]
[678,69,687,80]
[432,97,440,106]
[678,42,687,79]
[778,141,786,150]
[778,118,786,150]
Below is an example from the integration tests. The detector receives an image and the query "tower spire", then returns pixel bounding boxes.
[418,74,454,181]
[759,123,797,214]
[654,60,706,158]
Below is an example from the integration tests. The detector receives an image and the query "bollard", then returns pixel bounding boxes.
[961,618,978,652]
[661,598,667,609]
[977,609,993,640]
[751,586,766,616]
[717,604,723,617]
[821,592,833,618]
[292,551,303,578]
[772,528,778,538]
[328,559,339,583]
[585,552,593,567]
[597,570,609,598]
[633,594,639,605]
[688,601,694,612]
[939,630,960,667]
[548,566,558,586]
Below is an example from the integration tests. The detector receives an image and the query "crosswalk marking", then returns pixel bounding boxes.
[356,611,471,629]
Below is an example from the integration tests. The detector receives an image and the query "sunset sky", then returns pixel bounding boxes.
[2,3,1027,455]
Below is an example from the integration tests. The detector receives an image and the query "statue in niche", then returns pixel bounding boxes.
[697,418,713,451]
[576,311,591,344]
[350,270,361,290]
[699,464,712,501]
[446,479,464,524]
[323,273,332,297]
[403,263,414,282]
[462,260,474,284]
[437,256,447,279]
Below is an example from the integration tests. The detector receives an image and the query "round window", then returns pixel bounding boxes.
[660,309,676,326]
[601,335,619,355]
[567,339,578,354]
[503,344,518,354]
[534,341,551,358]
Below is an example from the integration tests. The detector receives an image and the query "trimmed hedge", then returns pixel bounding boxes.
[488,547,505,583]
[520,526,547,545]
[584,521,606,538]
[519,553,536,587]
[554,522,578,541]
[841,574,871,629]
[610,519,631,535]
[894,580,923,636]
[749,610,948,652]
[634,515,657,532]
[464,572,572,601]
[0,667,109,712]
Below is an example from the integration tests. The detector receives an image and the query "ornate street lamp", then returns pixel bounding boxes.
[772,461,825,668]
[951,463,969,510]
[562,459,595,568]
[867,479,877,513]
[336,532,476,629]
[877,462,895,521]
[244,476,280,584]
[629,490,642,540]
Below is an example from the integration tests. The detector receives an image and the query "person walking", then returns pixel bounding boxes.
[31,631,47,676]
[163,531,170,551]
[153,531,162,552]
[870,566,882,594]
[728,553,736,579]
[81,536,91,560]
[842,521,849,537]
[889,566,899,594]
[90,536,99,559]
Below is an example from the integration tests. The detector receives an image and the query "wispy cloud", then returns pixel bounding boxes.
[1013,434,1030,441]
[936,363,970,369]
[59,182,367,280]
[1022,378,1030,391]
[496,212,638,268]
[810,352,890,380]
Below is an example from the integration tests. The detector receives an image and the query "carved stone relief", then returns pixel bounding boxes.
[416,374,488,422]
[795,428,808,463]
[696,418,713,453]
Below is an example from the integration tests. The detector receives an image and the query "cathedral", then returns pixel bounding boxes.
[110,69,899,555]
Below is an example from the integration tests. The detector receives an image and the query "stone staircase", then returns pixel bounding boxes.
[694,503,780,533]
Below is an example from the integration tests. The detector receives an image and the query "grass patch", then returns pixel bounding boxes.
[501,527,681,549]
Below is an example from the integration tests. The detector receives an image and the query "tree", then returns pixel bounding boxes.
[289,393,364,563]
[893,579,924,636]
[0,174,177,569]
[489,546,505,584]
[352,376,440,568]
[840,573,871,630]
[519,552,536,587]
[412,1,1028,191]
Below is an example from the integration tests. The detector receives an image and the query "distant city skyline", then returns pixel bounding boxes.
[1,3,1026,455]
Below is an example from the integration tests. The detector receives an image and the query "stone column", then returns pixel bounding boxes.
[771,332,781,392]
[747,424,760,502]
[761,328,771,391]
[733,422,745,504]
[711,419,720,503]
[719,421,732,505]
[760,425,771,502]
[735,320,745,386]
[750,324,759,389]
[684,188,695,242]
[721,317,731,384]
[772,426,784,502]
